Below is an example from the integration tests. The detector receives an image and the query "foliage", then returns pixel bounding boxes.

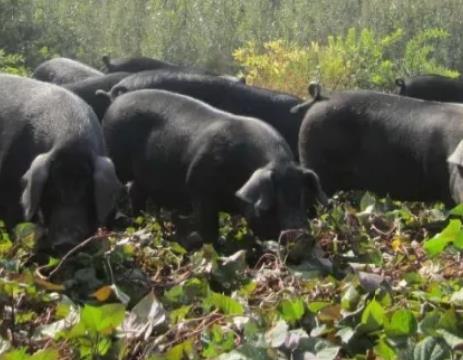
[402,28,460,78]
[0,192,462,359]
[1,0,463,76]
[234,28,458,96]
[233,40,314,98]
[0,50,28,76]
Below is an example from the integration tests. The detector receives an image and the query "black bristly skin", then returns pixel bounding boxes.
[396,74,463,103]
[32,57,103,85]
[0,74,120,253]
[64,72,131,120]
[299,89,463,206]
[102,89,327,246]
[103,71,304,158]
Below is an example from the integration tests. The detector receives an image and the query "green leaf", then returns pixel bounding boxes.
[404,272,423,286]
[449,203,463,216]
[30,349,59,360]
[0,233,12,255]
[238,282,257,298]
[413,336,451,360]
[213,250,247,290]
[169,305,191,324]
[423,219,462,257]
[307,301,331,313]
[341,285,360,311]
[453,231,463,249]
[385,309,417,337]
[165,339,195,360]
[80,303,125,335]
[0,348,59,360]
[375,339,396,360]
[437,310,460,334]
[360,299,385,332]
[204,292,244,315]
[13,223,40,250]
[202,325,236,358]
[95,337,112,357]
[419,311,442,336]
[1,348,29,360]
[279,298,305,324]
[423,234,454,257]
[243,320,262,344]
[164,277,209,305]
[191,244,219,275]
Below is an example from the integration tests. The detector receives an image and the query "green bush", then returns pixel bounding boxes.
[0,49,28,76]
[401,28,460,78]
[234,27,459,97]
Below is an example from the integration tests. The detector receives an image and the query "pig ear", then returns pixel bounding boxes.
[235,168,274,212]
[21,153,52,221]
[302,168,329,207]
[93,156,122,224]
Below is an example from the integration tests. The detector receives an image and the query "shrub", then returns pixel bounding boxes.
[401,28,459,78]
[0,49,28,76]
[234,27,459,97]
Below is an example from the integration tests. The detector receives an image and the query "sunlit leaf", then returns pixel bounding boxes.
[1,348,29,360]
[204,292,244,315]
[279,298,305,324]
[0,338,11,356]
[341,285,360,311]
[385,309,417,337]
[359,192,376,213]
[360,299,385,332]
[413,336,451,360]
[375,339,396,360]
[423,219,462,257]
[449,203,463,216]
[121,290,166,340]
[217,344,272,360]
[315,345,341,360]
[80,303,126,335]
[169,305,191,324]
[265,320,288,348]
[449,288,463,306]
[30,349,59,360]
[165,339,195,360]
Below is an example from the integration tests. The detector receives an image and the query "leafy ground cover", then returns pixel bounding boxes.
[1,192,463,359]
